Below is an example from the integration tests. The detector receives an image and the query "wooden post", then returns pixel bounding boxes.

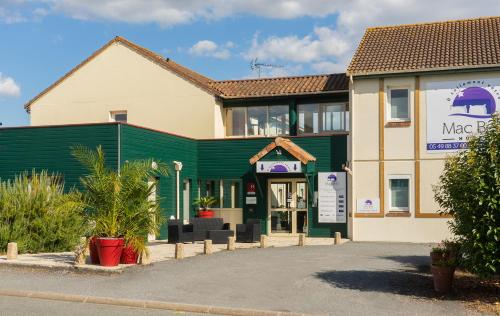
[260,235,267,248]
[298,233,306,246]
[175,243,184,259]
[6,242,17,260]
[334,232,341,245]
[204,240,212,255]
[227,236,235,251]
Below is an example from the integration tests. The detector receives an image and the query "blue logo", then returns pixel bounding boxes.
[450,86,497,118]
[327,174,337,183]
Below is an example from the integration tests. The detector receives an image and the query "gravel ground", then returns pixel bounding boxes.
[0,242,487,315]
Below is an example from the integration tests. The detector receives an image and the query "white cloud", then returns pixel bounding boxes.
[188,40,231,59]
[0,73,21,97]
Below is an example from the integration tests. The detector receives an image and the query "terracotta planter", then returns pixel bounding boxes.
[198,209,215,218]
[89,236,100,265]
[120,245,138,264]
[430,251,444,265]
[96,237,124,267]
[431,265,455,294]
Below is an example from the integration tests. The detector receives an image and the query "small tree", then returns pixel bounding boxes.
[434,115,499,277]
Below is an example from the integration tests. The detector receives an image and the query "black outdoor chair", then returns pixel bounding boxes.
[190,218,234,244]
[167,219,194,244]
[236,218,261,243]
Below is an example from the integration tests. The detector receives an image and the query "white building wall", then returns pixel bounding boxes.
[30,42,224,139]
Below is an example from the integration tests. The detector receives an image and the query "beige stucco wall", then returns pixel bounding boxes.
[30,42,223,139]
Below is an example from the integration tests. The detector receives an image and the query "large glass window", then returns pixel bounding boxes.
[388,88,409,121]
[225,107,246,136]
[322,104,346,131]
[268,105,289,136]
[298,104,319,134]
[298,103,347,134]
[247,107,267,136]
[226,105,289,137]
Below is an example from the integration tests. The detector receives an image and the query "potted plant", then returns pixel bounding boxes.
[431,257,456,294]
[72,145,168,267]
[193,196,218,218]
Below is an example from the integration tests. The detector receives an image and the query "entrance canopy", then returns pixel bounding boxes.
[249,137,316,165]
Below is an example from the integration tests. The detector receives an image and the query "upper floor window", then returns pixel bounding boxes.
[388,89,409,121]
[298,103,348,134]
[110,111,127,123]
[226,105,289,137]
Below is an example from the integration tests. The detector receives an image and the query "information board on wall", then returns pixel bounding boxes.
[426,78,499,153]
[318,172,346,223]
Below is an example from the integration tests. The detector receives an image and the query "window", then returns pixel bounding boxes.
[298,103,348,134]
[298,104,319,134]
[247,107,267,136]
[388,89,409,121]
[225,107,246,136]
[268,105,289,136]
[225,105,289,137]
[230,181,240,208]
[110,111,127,123]
[389,177,410,211]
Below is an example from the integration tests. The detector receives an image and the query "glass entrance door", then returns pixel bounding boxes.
[268,179,308,236]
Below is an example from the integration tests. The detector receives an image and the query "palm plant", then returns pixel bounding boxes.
[71,145,169,255]
[193,196,218,210]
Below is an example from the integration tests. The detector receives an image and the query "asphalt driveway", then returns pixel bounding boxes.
[0,242,484,315]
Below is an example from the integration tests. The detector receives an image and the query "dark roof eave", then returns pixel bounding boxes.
[219,89,349,101]
[347,64,500,78]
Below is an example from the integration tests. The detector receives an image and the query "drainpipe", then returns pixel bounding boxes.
[173,161,183,219]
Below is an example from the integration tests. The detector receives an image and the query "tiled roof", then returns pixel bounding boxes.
[249,137,316,165]
[347,16,500,76]
[211,74,348,98]
[25,37,347,111]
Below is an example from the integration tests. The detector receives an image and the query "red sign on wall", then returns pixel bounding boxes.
[246,182,256,195]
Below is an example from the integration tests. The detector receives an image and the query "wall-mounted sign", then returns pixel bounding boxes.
[318,172,346,223]
[356,198,380,214]
[426,78,499,153]
[246,196,257,205]
[256,161,302,173]
[246,182,256,195]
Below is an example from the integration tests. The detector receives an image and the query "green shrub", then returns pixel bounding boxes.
[0,170,86,254]
[434,115,500,277]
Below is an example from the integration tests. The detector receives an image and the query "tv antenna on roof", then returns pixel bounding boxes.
[250,58,283,78]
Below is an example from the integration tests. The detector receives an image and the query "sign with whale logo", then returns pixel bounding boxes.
[318,172,346,223]
[426,78,499,152]
[256,161,302,173]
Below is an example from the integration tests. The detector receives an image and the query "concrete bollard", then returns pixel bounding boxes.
[204,240,212,255]
[334,232,342,245]
[175,243,184,259]
[260,235,268,248]
[227,236,235,251]
[74,237,87,265]
[6,242,18,260]
[298,233,306,246]
[140,247,152,265]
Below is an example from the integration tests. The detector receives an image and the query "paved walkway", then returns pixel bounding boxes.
[0,237,344,273]
[0,242,483,315]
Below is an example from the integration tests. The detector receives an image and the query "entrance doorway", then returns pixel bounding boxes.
[268,179,308,236]
[183,179,190,224]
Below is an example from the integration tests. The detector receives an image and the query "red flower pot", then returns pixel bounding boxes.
[431,265,455,294]
[89,236,100,265]
[120,245,138,264]
[198,210,215,218]
[96,237,124,267]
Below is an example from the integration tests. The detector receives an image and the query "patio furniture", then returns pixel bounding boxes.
[190,218,234,244]
[167,220,194,243]
[236,218,261,243]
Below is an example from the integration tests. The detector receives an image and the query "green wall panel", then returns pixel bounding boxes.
[119,125,198,238]
[0,124,119,190]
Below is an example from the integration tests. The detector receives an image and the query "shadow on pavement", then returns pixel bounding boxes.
[381,255,431,273]
[315,269,435,298]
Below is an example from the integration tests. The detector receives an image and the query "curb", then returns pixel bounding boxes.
[0,261,126,275]
[0,289,311,316]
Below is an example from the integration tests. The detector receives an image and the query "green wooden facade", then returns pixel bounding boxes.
[0,123,348,239]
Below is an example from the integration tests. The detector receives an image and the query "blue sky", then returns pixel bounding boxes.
[1,0,499,127]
